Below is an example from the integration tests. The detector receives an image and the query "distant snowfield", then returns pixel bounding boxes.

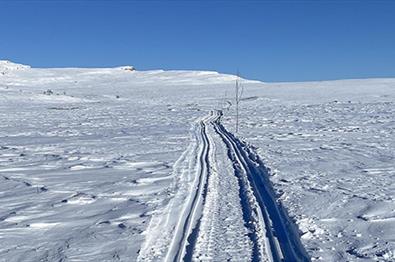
[0,60,394,261]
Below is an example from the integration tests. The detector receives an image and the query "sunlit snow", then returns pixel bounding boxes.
[0,61,394,261]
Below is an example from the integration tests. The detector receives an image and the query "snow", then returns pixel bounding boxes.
[233,80,395,261]
[0,60,31,71]
[0,60,394,261]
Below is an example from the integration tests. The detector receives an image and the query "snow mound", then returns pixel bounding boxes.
[0,60,31,71]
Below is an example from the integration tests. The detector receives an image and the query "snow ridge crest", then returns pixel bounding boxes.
[0,60,31,71]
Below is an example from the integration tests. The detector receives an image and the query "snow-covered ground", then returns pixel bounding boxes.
[0,60,394,261]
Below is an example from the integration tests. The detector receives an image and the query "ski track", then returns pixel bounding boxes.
[138,110,310,262]
[213,111,310,262]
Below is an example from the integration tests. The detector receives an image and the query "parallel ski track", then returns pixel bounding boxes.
[164,110,309,262]
[213,110,310,262]
[166,112,219,262]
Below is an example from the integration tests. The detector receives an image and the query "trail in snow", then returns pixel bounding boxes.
[192,113,252,261]
[172,113,215,261]
[137,113,217,261]
[213,111,310,262]
[139,110,309,261]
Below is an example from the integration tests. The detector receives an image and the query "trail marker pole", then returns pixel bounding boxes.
[235,72,243,133]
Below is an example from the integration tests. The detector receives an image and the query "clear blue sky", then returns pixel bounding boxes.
[1,0,395,82]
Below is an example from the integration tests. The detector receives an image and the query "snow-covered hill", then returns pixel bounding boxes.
[0,61,394,261]
[0,60,30,74]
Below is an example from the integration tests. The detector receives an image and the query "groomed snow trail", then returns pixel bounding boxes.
[138,111,310,262]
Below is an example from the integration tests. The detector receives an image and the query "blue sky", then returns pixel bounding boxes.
[1,0,395,82]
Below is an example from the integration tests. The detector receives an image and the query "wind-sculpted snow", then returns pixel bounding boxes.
[227,80,395,261]
[0,61,394,261]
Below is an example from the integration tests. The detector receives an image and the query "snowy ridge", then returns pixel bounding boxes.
[0,60,259,86]
[0,60,30,72]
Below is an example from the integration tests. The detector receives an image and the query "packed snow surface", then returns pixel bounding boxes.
[0,61,394,261]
